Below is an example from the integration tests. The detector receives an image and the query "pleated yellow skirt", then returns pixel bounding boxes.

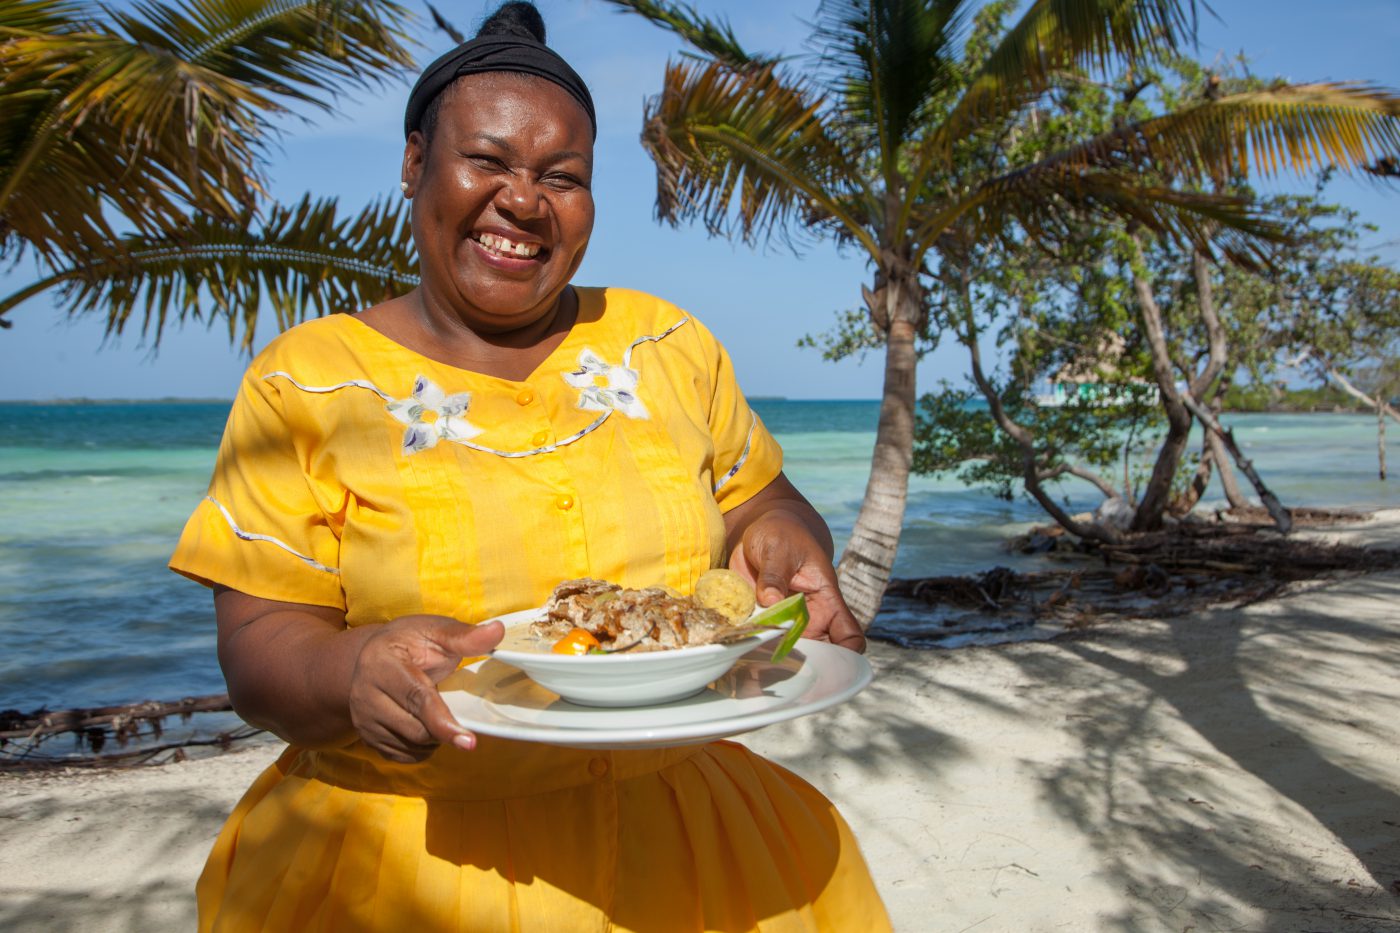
[197,738,891,932]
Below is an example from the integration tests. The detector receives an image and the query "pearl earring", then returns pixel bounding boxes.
[400,181,410,197]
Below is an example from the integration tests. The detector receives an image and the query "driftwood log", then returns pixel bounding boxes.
[0,694,265,771]
[0,694,234,742]
[875,516,1400,644]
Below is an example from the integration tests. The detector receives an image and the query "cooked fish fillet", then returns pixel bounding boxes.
[533,578,735,650]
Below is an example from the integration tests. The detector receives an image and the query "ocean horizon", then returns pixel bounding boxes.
[1,399,1395,713]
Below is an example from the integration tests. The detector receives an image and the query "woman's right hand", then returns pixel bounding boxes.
[347,616,504,762]
[214,588,504,759]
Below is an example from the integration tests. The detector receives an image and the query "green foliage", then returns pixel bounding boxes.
[913,378,1164,503]
[610,0,1391,277]
[1220,382,1368,412]
[910,50,1398,519]
[1255,190,1400,398]
[913,383,1024,500]
[795,308,887,363]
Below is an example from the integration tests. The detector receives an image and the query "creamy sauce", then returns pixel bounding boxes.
[495,624,556,654]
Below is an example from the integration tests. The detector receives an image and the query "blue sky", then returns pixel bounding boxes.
[1,0,1397,401]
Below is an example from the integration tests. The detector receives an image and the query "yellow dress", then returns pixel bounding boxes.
[171,287,891,932]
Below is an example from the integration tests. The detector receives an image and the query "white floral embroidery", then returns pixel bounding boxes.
[265,317,692,459]
[384,375,484,455]
[563,349,650,419]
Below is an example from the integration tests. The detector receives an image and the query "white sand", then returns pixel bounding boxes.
[4,511,1398,932]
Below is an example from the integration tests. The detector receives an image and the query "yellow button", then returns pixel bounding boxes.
[515,389,535,406]
[532,430,550,447]
[555,494,574,511]
[588,757,610,777]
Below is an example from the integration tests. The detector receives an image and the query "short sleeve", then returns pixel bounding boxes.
[169,367,345,609]
[692,316,783,512]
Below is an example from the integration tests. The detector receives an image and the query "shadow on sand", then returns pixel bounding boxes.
[0,785,233,932]
[749,570,1400,931]
[1003,572,1400,931]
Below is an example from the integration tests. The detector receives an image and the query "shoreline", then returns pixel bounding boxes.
[3,511,1398,930]
[7,501,1389,764]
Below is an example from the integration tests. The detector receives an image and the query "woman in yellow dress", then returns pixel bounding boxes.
[171,3,891,930]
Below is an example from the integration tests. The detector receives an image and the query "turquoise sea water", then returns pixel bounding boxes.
[0,400,1395,712]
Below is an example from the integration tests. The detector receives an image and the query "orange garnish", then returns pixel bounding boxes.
[552,628,602,656]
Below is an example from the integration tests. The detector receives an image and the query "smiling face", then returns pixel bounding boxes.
[402,72,595,335]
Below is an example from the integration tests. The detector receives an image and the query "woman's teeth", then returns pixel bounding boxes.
[476,233,540,258]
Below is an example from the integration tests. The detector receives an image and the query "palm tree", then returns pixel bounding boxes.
[606,0,1400,625]
[0,0,421,348]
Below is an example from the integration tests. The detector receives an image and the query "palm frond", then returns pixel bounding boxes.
[907,81,1400,262]
[921,168,1286,270]
[0,0,89,32]
[601,0,771,68]
[811,0,967,176]
[0,195,418,351]
[642,58,878,255]
[2,34,262,263]
[424,1,464,44]
[1040,82,1400,181]
[111,0,416,111]
[0,0,415,265]
[934,0,1199,151]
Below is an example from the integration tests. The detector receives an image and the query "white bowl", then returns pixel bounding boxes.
[488,608,790,708]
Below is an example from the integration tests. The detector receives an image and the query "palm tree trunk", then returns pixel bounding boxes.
[836,316,918,627]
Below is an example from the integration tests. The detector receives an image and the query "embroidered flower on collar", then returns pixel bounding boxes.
[563,349,649,420]
[385,375,484,455]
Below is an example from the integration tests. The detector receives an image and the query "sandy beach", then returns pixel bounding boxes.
[3,512,1398,932]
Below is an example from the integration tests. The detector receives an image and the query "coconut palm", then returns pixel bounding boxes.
[0,0,420,346]
[606,0,1400,625]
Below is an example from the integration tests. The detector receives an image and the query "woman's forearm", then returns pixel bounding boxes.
[215,590,378,748]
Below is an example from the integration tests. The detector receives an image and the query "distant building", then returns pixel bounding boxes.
[1033,333,1160,408]
[1035,380,1161,407]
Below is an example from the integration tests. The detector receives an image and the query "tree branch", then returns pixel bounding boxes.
[956,274,1118,543]
[1180,393,1293,533]
[1324,364,1400,424]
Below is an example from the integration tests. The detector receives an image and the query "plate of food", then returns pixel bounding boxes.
[437,572,872,748]
[438,640,871,749]
[488,572,810,707]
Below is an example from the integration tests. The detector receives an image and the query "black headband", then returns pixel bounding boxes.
[403,35,596,139]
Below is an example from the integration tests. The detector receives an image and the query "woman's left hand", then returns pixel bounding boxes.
[729,510,866,653]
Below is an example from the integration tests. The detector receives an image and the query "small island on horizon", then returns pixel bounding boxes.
[0,396,236,406]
